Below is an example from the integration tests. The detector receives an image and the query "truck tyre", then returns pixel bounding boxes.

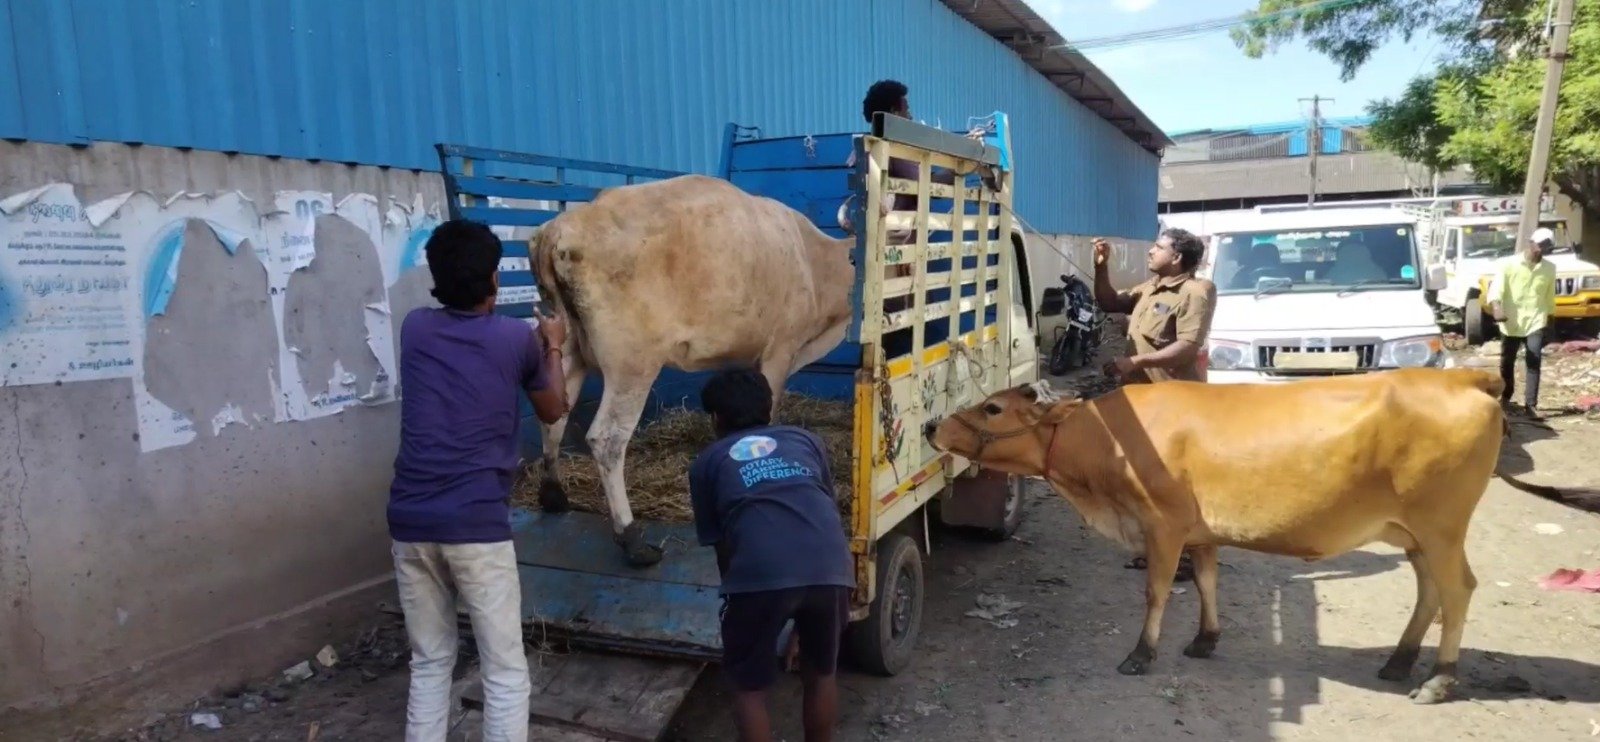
[846,533,924,676]
[977,475,1026,542]
[1464,297,1487,345]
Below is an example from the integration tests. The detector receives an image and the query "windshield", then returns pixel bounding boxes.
[1211,223,1420,294]
[1457,220,1573,259]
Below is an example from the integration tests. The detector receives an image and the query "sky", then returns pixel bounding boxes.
[1029,0,1441,134]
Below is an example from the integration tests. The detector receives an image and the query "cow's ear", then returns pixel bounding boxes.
[1037,399,1081,425]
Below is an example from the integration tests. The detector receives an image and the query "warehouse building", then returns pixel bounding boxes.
[0,0,1165,722]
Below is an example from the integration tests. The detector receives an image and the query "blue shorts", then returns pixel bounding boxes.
[719,585,850,691]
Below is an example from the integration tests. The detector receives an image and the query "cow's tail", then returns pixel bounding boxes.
[529,222,582,356]
[1446,366,1600,505]
[1494,464,1600,507]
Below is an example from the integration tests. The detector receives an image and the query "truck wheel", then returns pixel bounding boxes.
[846,533,924,676]
[1464,297,1487,345]
[977,475,1026,542]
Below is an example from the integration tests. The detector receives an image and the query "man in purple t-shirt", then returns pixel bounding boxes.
[387,219,570,742]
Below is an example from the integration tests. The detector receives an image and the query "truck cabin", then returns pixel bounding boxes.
[1442,218,1574,263]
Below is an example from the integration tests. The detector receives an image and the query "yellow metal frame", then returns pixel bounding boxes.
[846,132,1015,615]
[1479,275,1600,319]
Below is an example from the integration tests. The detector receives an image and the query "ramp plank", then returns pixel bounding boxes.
[460,650,703,742]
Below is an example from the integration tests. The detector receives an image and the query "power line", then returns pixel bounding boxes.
[1057,0,1367,53]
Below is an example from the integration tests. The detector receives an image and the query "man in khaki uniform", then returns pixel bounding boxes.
[1092,228,1217,384]
[1090,227,1216,580]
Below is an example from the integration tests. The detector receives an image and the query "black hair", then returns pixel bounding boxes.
[1162,227,1206,273]
[862,79,909,124]
[701,368,773,436]
[425,219,502,310]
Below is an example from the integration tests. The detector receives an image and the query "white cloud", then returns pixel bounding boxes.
[1111,0,1157,11]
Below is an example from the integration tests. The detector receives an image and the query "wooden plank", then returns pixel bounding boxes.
[884,176,984,201]
[460,650,703,742]
[451,710,611,742]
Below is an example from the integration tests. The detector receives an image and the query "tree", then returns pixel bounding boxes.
[1363,73,1459,175]
[1232,0,1600,221]
[1229,0,1528,81]
[1436,0,1600,211]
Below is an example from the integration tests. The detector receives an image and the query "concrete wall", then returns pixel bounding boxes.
[0,141,443,721]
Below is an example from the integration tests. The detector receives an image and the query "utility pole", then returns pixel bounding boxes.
[1299,95,1332,204]
[1517,0,1576,244]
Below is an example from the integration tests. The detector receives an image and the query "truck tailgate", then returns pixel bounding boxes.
[513,511,721,661]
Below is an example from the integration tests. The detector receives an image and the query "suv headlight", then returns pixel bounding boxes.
[1378,335,1444,368]
[1207,340,1252,370]
[1582,275,1600,290]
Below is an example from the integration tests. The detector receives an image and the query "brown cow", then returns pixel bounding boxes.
[531,175,855,566]
[924,368,1580,704]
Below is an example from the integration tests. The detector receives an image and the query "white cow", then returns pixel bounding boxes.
[531,175,856,565]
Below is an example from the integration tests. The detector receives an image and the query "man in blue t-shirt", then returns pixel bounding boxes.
[690,369,855,742]
[387,219,571,742]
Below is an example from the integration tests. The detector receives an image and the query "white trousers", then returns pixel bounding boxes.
[392,540,531,742]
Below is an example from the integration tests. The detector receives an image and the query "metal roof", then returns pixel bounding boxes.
[1160,151,1478,203]
[1169,115,1374,140]
[0,0,1160,238]
[940,0,1171,152]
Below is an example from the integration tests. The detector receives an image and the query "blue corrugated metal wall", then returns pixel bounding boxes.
[0,0,1157,238]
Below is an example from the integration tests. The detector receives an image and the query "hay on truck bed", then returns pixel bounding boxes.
[514,395,856,525]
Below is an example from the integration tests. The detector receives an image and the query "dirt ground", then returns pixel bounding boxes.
[74,338,1600,742]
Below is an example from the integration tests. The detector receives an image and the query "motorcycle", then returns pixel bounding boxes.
[1043,272,1104,376]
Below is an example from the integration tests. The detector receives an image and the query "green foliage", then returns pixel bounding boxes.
[1234,0,1600,213]
[1230,0,1511,81]
[1436,0,1600,205]
[1364,74,1457,172]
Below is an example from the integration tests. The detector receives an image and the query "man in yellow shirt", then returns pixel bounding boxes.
[1488,227,1558,415]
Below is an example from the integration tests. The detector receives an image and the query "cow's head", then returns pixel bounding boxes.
[924,382,1080,476]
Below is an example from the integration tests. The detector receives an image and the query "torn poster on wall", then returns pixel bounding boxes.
[0,184,138,386]
[0,182,443,453]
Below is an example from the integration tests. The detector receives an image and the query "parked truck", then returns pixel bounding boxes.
[430,113,1042,739]
[1409,195,1600,344]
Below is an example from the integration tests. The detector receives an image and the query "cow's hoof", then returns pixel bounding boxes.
[1408,676,1456,705]
[538,478,570,513]
[1378,648,1419,681]
[615,523,664,567]
[1182,633,1219,659]
[1116,655,1150,676]
[1377,663,1414,682]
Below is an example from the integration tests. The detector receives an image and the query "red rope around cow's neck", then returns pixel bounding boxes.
[1042,421,1062,481]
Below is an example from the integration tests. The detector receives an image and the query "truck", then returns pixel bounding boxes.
[430,113,1042,740]
[1195,204,1449,384]
[1408,195,1600,344]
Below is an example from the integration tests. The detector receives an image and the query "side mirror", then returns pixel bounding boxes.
[1423,264,1448,291]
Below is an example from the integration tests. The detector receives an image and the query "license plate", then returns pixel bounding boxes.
[1274,351,1359,370]
[1075,308,1094,322]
